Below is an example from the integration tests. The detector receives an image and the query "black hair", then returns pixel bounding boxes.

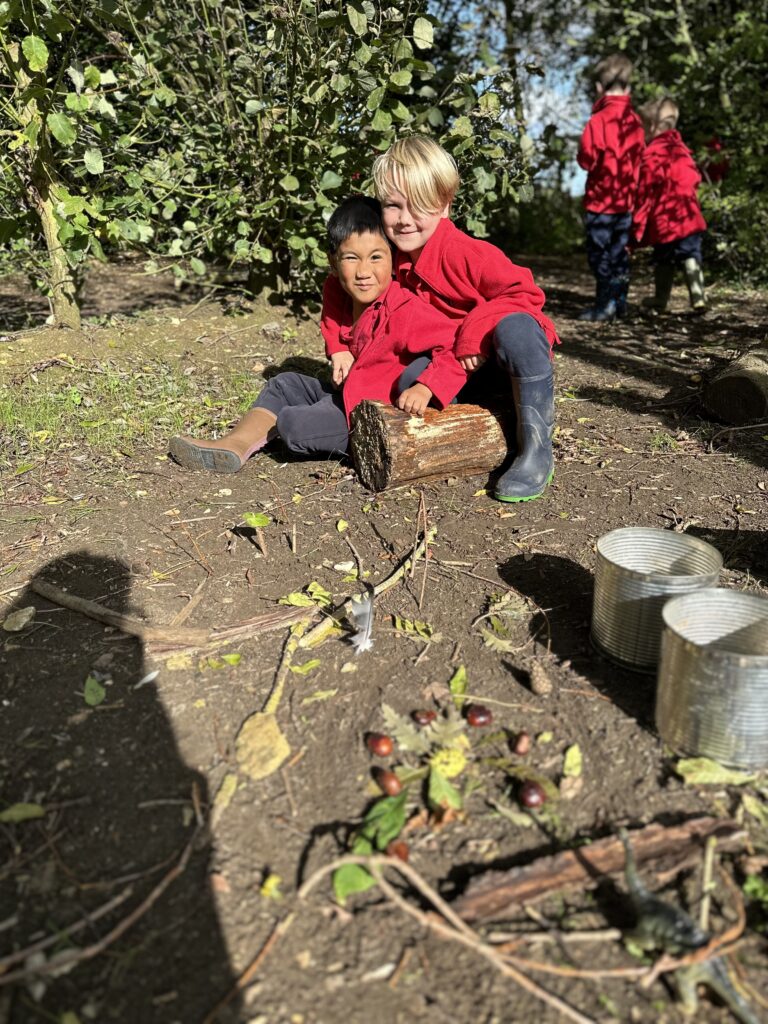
[326,195,387,253]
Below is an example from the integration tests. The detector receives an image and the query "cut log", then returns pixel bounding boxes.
[350,400,511,492]
[703,345,768,424]
[452,817,745,923]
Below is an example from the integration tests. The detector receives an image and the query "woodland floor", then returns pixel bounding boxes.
[0,255,767,1024]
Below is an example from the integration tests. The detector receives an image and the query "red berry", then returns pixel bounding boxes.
[519,780,546,809]
[386,839,409,862]
[412,709,437,727]
[366,732,394,757]
[513,731,532,756]
[466,704,493,727]
[374,768,402,796]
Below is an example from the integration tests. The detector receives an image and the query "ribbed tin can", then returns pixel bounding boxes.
[591,527,722,671]
[656,589,768,768]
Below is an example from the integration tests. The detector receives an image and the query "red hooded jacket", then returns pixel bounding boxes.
[577,95,645,213]
[323,219,559,363]
[320,277,467,423]
[632,129,707,246]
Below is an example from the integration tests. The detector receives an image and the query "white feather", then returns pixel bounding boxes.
[348,588,374,655]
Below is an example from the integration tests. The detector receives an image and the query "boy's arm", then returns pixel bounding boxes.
[577,120,596,171]
[320,275,353,356]
[406,310,468,408]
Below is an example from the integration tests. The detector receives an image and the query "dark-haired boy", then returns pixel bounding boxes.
[577,52,645,321]
[169,197,466,472]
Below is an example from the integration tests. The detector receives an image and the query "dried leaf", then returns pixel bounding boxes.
[742,793,768,827]
[0,802,45,824]
[221,652,241,666]
[563,743,583,778]
[676,757,755,787]
[236,712,290,781]
[336,519,349,532]
[166,652,193,671]
[301,688,338,705]
[559,775,584,800]
[211,772,238,827]
[290,658,321,675]
[2,606,36,632]
[381,703,432,755]
[448,664,468,708]
[260,873,283,900]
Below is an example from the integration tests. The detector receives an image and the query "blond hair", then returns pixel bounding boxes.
[593,53,634,91]
[372,136,459,216]
[654,97,679,132]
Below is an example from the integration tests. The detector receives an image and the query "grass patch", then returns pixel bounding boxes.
[0,357,263,468]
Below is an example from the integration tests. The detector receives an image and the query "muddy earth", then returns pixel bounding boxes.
[1,257,767,1024]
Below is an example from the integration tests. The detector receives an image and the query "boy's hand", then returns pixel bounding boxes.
[459,355,486,372]
[331,351,355,386]
[397,382,433,416]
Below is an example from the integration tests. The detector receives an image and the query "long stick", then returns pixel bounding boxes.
[299,527,437,649]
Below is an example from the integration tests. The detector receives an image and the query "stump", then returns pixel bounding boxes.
[350,400,511,491]
[703,345,768,424]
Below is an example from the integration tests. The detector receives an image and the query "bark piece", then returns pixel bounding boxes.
[703,345,768,424]
[453,817,745,923]
[350,400,511,492]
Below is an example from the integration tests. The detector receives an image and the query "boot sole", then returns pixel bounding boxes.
[169,437,244,474]
[494,469,555,503]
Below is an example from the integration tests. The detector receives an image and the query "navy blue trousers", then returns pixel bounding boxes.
[253,373,349,455]
[652,231,704,266]
[584,211,632,281]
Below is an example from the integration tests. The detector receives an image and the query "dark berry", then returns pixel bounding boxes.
[374,768,402,796]
[386,839,409,862]
[412,709,437,727]
[513,731,532,756]
[519,780,546,809]
[466,704,493,727]
[366,732,394,756]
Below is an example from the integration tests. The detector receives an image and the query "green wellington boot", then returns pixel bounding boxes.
[683,258,706,311]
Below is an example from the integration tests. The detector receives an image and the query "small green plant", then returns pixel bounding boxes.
[650,431,679,452]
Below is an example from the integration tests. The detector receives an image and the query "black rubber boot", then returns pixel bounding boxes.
[642,264,674,311]
[612,276,630,318]
[578,278,616,322]
[494,370,555,502]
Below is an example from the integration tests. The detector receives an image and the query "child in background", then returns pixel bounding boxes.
[322,136,560,503]
[577,53,645,321]
[633,97,707,312]
[169,197,466,472]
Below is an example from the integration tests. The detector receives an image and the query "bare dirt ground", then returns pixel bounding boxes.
[1,256,767,1024]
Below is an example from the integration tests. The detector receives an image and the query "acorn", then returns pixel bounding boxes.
[374,768,402,796]
[366,732,394,757]
[519,779,546,810]
[466,704,493,727]
[412,709,437,727]
[386,839,409,862]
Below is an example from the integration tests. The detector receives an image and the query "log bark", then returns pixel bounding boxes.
[703,345,768,424]
[350,400,511,492]
[452,817,745,923]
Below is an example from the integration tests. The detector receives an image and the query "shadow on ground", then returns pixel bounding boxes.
[0,553,240,1024]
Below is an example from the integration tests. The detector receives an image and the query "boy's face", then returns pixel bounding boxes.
[330,231,392,307]
[380,191,449,260]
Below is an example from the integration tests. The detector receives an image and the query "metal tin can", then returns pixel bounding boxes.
[656,589,768,768]
[591,527,722,671]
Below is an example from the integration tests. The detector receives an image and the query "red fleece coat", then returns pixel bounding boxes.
[577,95,645,213]
[320,277,467,423]
[632,130,707,246]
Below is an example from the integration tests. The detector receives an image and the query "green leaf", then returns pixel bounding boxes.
[66,61,84,93]
[428,766,462,810]
[83,147,104,175]
[319,170,343,191]
[84,65,101,88]
[563,744,582,778]
[346,4,368,36]
[47,112,77,146]
[371,108,392,131]
[290,658,321,676]
[221,653,241,666]
[333,863,375,904]
[22,34,49,72]
[675,757,755,787]
[278,592,317,608]
[361,792,408,849]
[0,802,45,824]
[189,257,206,276]
[389,70,412,88]
[279,173,300,192]
[243,512,271,528]
[449,115,474,139]
[448,664,467,707]
[301,688,338,704]
[412,16,434,49]
[366,86,386,111]
[84,675,106,706]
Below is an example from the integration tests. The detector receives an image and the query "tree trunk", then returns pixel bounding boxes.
[350,400,512,492]
[702,345,768,424]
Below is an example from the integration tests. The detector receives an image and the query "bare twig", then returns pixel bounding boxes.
[0,828,201,987]
[699,835,718,933]
[298,855,598,1024]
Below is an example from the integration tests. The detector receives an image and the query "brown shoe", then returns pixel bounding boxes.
[169,436,245,473]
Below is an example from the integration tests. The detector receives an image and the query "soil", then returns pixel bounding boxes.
[1,256,767,1024]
